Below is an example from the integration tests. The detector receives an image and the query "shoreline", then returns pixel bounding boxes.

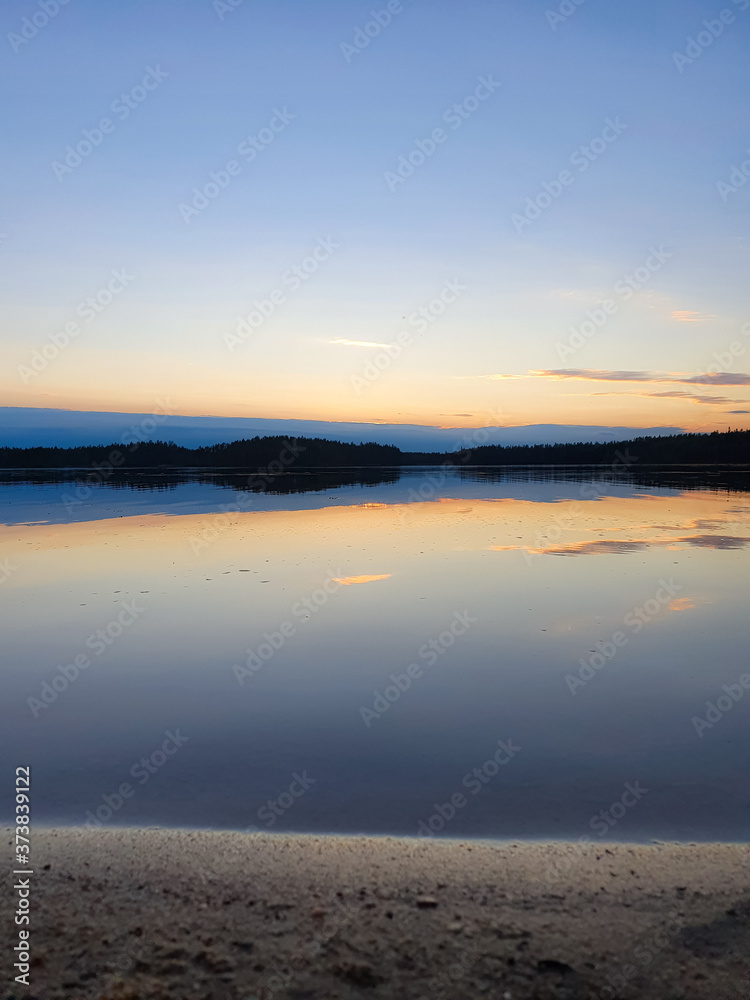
[17,820,750,846]
[3,827,748,999]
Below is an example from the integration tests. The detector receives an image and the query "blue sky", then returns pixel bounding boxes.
[2,0,749,440]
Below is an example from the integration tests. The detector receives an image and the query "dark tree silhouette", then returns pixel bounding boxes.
[0,429,747,469]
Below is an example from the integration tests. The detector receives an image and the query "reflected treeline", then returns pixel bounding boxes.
[210,468,401,495]
[460,465,750,493]
[0,467,401,495]
[0,465,747,495]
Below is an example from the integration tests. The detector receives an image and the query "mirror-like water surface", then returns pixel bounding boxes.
[1,467,748,841]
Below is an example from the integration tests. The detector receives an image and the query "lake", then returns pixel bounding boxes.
[1,465,748,842]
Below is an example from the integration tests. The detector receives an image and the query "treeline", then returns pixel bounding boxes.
[0,428,748,469]
[454,429,750,466]
[0,436,401,470]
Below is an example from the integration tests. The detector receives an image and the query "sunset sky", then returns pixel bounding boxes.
[2,0,749,438]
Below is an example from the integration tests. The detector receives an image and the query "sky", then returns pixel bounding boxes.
[2,0,749,443]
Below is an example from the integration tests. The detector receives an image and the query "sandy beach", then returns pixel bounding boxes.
[2,828,749,1000]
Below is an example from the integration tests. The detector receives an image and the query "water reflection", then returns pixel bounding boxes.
[0,468,748,841]
[497,534,750,557]
[463,465,750,493]
[1,464,747,528]
[0,466,400,493]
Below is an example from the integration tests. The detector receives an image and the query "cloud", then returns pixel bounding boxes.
[672,310,715,322]
[681,373,750,386]
[591,389,747,406]
[729,409,750,414]
[645,391,742,405]
[534,369,660,382]
[531,368,750,387]
[329,338,391,349]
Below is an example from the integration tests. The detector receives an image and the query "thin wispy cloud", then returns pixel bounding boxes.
[591,390,747,407]
[329,338,391,349]
[530,369,750,387]
[649,392,746,406]
[463,369,750,389]
[672,310,715,322]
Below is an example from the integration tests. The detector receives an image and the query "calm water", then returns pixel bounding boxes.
[1,466,749,841]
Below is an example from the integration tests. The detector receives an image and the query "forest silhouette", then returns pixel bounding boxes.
[0,428,747,469]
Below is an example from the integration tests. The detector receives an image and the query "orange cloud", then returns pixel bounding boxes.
[671,311,715,322]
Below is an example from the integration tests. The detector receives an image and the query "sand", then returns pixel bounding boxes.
[2,828,749,1000]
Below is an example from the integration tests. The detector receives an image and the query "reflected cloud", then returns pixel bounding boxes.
[596,516,742,533]
[332,574,392,586]
[684,534,750,549]
[493,534,750,557]
[529,539,652,556]
[669,597,696,611]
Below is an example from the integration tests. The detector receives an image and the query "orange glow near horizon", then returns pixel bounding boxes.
[3,371,749,433]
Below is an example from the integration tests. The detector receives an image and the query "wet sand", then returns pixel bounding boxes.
[3,827,749,999]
